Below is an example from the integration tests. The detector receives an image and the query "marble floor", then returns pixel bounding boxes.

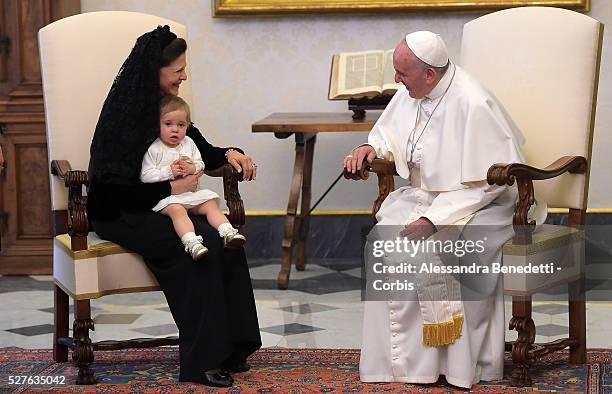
[1,258,611,350]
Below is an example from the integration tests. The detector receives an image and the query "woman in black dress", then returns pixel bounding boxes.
[87,25,261,388]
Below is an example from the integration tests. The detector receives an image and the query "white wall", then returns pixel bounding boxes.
[82,0,612,210]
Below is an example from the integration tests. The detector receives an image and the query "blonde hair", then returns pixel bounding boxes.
[160,96,191,123]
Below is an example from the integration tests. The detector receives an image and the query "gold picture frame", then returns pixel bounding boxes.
[212,0,589,17]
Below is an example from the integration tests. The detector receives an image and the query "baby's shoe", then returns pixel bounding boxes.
[224,232,246,249]
[185,236,208,261]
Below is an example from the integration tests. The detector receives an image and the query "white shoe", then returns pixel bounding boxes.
[185,237,208,261]
[224,232,246,249]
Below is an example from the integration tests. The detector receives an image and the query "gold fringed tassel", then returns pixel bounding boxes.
[452,314,464,340]
[422,314,464,347]
[423,320,456,347]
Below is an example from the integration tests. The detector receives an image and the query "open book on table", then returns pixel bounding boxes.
[328,49,401,100]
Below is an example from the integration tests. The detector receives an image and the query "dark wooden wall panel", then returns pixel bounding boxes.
[19,0,44,85]
[0,0,80,274]
[16,143,51,237]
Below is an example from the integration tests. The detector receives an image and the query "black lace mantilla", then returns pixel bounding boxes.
[89,25,177,185]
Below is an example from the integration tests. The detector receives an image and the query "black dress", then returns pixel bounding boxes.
[88,125,262,381]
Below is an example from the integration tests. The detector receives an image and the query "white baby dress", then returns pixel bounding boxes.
[140,136,219,212]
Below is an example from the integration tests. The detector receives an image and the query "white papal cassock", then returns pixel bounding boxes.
[359,62,534,388]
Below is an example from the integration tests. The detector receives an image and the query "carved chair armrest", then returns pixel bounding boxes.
[204,163,245,228]
[343,158,398,223]
[342,158,398,181]
[487,156,587,244]
[370,159,399,175]
[50,160,89,251]
[487,156,587,186]
[50,160,72,179]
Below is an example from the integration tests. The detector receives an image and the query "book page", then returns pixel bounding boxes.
[332,50,384,98]
[382,49,401,95]
[329,55,341,100]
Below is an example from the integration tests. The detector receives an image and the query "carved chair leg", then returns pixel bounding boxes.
[73,299,96,385]
[53,285,69,362]
[509,297,535,387]
[569,276,586,364]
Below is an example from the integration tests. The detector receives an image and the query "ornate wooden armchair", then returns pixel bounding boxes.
[345,7,603,387]
[39,12,244,385]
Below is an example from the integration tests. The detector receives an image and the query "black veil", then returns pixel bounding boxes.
[89,25,177,184]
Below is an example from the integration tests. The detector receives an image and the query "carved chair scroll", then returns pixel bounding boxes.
[343,158,397,222]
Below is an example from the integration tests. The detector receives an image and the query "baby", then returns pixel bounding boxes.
[140,96,246,260]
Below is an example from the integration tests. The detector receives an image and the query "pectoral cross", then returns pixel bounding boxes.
[407,161,415,170]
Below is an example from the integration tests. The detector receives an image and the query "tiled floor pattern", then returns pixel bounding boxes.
[1,259,611,350]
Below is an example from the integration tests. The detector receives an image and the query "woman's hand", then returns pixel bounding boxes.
[170,171,203,194]
[226,149,257,181]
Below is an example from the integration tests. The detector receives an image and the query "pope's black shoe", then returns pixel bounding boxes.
[198,370,234,387]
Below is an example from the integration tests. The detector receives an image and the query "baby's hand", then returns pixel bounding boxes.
[179,155,193,164]
[171,162,185,178]
[179,160,197,175]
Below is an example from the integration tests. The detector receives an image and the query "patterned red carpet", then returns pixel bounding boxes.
[0,347,609,393]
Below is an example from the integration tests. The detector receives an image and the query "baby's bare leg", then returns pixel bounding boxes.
[190,199,245,249]
[190,199,228,229]
[163,204,208,260]
[161,204,194,237]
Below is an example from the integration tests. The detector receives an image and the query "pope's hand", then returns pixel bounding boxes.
[400,217,437,240]
[343,145,376,174]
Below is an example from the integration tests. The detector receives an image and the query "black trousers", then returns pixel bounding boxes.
[93,211,262,381]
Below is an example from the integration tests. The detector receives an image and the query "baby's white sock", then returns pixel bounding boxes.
[217,222,237,238]
[181,232,198,245]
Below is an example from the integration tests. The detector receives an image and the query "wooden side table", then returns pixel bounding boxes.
[252,112,379,289]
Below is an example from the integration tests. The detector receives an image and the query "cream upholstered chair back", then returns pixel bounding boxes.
[461,6,603,209]
[39,11,193,212]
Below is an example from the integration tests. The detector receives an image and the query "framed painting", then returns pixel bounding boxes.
[212,0,589,17]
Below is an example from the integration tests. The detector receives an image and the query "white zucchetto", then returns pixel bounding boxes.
[405,31,449,67]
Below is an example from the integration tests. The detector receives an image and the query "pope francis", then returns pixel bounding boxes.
[344,31,528,388]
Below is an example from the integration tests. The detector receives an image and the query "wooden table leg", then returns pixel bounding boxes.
[295,135,315,271]
[277,133,316,289]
